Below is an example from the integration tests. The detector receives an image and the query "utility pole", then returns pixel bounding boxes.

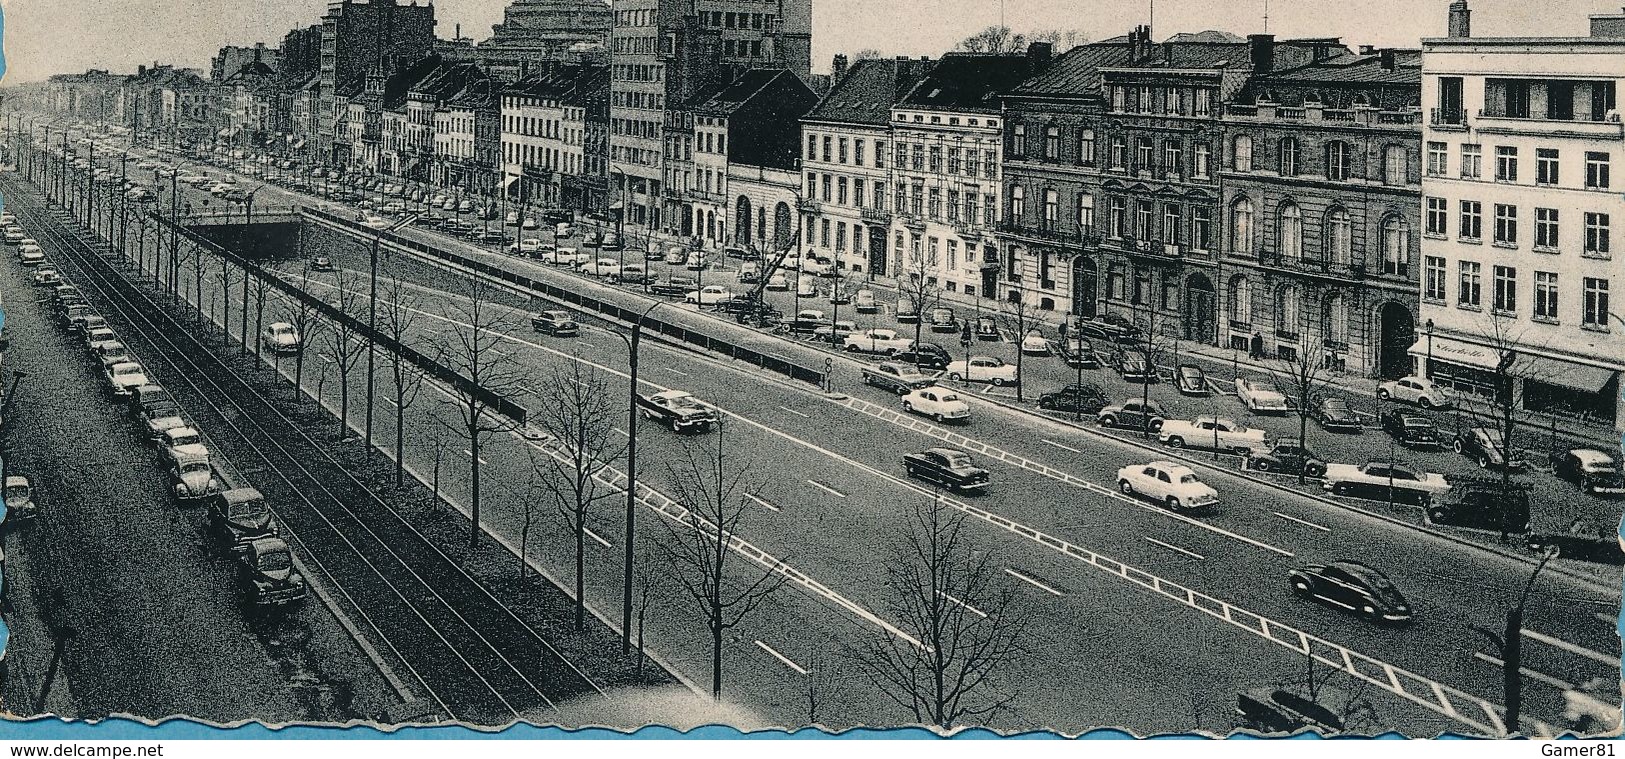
[620,301,661,653]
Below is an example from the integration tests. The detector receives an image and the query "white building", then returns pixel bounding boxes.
[1419,1,1625,430]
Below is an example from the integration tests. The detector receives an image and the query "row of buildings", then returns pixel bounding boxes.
[18,0,1625,430]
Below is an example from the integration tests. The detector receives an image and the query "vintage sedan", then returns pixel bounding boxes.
[1116,461,1219,514]
[810,320,859,342]
[843,328,914,356]
[1158,416,1269,454]
[1550,448,1625,496]
[650,276,698,297]
[1451,426,1525,471]
[1097,399,1167,433]
[1288,560,1413,624]
[684,285,734,306]
[944,356,1019,386]
[31,267,61,286]
[1018,331,1051,356]
[1317,397,1364,433]
[893,344,953,371]
[260,322,303,355]
[530,310,580,337]
[5,476,36,521]
[902,448,990,493]
[1174,364,1210,396]
[1381,410,1442,449]
[1322,461,1451,505]
[309,255,334,272]
[161,426,211,465]
[1378,375,1454,409]
[171,455,224,502]
[105,361,150,397]
[853,289,879,314]
[1245,439,1328,478]
[1057,336,1100,369]
[1037,383,1109,415]
[901,387,971,424]
[1235,378,1290,414]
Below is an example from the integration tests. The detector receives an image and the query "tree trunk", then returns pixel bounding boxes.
[468,419,482,550]
[574,506,586,631]
[394,382,405,489]
[711,618,723,702]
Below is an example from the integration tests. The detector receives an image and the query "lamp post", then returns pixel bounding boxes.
[1424,318,1434,378]
[239,183,267,356]
[610,300,663,654]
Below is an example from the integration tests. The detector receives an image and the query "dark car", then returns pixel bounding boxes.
[893,343,952,371]
[479,229,510,244]
[1113,353,1156,384]
[902,448,990,493]
[530,310,579,336]
[1451,426,1525,471]
[1174,364,1210,396]
[1381,410,1441,448]
[928,306,958,334]
[973,317,1001,342]
[1288,560,1413,625]
[543,210,574,225]
[1073,313,1140,344]
[1097,399,1167,433]
[1247,439,1327,478]
[1527,521,1623,564]
[310,255,334,272]
[649,276,697,297]
[1316,397,1363,433]
[1037,383,1108,415]
[1237,686,1350,734]
[1056,336,1100,369]
[1550,448,1625,497]
[1425,479,1531,534]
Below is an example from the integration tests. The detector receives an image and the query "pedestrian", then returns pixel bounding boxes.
[1250,332,1264,360]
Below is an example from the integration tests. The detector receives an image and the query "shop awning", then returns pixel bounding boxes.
[1407,336,1503,371]
[1513,355,1618,393]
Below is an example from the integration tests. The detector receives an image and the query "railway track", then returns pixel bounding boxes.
[2,177,607,726]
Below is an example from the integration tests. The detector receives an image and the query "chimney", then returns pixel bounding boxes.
[832,53,849,81]
[1027,41,1053,71]
[1379,48,1396,70]
[1358,44,1376,55]
[1131,25,1150,62]
[1447,1,1472,38]
[139,64,148,77]
[1249,34,1275,74]
[1589,8,1625,37]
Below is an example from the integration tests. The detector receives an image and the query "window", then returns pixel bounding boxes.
[836,222,847,252]
[1584,278,1611,328]
[1587,152,1611,189]
[1537,148,1560,185]
[962,191,975,225]
[855,139,865,166]
[1535,271,1559,320]
[1108,196,1127,238]
[1078,129,1096,166]
[875,140,886,168]
[1458,261,1482,308]
[1278,137,1299,176]
[1276,285,1301,335]
[820,218,830,247]
[1008,185,1024,220]
[1043,189,1059,230]
[1135,200,1154,241]
[805,171,817,196]
[984,194,995,225]
[822,135,832,163]
[1535,208,1559,250]
[1493,265,1517,313]
[1461,143,1482,179]
[1234,135,1253,171]
[1384,145,1408,185]
[1044,126,1060,159]
[1162,204,1182,245]
[806,134,816,160]
[1323,293,1349,343]
[948,147,961,173]
[821,174,832,202]
[1231,197,1254,253]
[1495,146,1519,182]
[946,239,957,270]
[1426,197,1448,236]
[1326,208,1351,264]
[1427,141,1448,176]
[911,144,923,170]
[854,179,866,208]
[1192,142,1211,179]
[1228,276,1252,323]
[1195,89,1212,117]
[1586,212,1612,256]
[927,237,939,267]
[1424,256,1447,301]
[928,188,941,220]
[1136,138,1154,172]
[1012,124,1026,156]
[1325,141,1351,181]
[1494,204,1518,246]
[1278,203,1303,260]
[947,190,960,222]
[1110,136,1127,170]
[1077,194,1095,235]
[1460,200,1483,240]
[837,137,848,164]
[1382,216,1410,275]
[1192,208,1211,250]
[1162,140,1183,178]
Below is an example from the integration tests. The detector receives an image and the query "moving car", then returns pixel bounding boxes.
[1451,426,1525,470]
[843,328,914,356]
[1037,383,1108,415]
[530,310,579,336]
[310,255,334,272]
[1378,375,1454,409]
[1158,416,1269,454]
[5,477,36,522]
[1549,448,1625,496]
[1288,560,1413,624]
[1245,439,1327,478]
[900,387,970,424]
[1097,399,1167,433]
[861,362,938,395]
[1174,364,1210,396]
[1381,410,1442,449]
[684,285,733,306]
[1116,461,1219,514]
[902,448,990,493]
[1322,461,1450,505]
[637,390,718,433]
[944,356,1019,386]
[1425,479,1531,534]
[1235,378,1290,414]
[1316,397,1363,433]
[260,322,303,355]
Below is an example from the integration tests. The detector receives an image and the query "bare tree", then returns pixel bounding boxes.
[214,254,242,344]
[895,257,944,371]
[1118,301,1168,438]
[1027,29,1087,49]
[657,418,786,701]
[1465,310,1542,542]
[378,271,425,488]
[251,269,270,359]
[431,277,528,550]
[318,267,370,438]
[958,25,1020,53]
[991,297,1046,402]
[283,260,326,400]
[852,48,885,61]
[1267,326,1332,485]
[856,497,1027,730]
[531,358,628,631]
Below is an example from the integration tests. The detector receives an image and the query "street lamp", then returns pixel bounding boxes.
[1424,318,1435,378]
[608,300,663,654]
[239,183,268,356]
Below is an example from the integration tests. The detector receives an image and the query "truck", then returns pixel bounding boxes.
[861,362,939,396]
[637,390,718,433]
[235,536,308,608]
[1158,416,1270,454]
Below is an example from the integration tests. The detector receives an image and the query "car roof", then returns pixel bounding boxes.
[1146,460,1195,476]
[4,476,28,488]
[926,447,967,458]
[1327,560,1390,585]
[1572,448,1617,464]
[651,390,693,400]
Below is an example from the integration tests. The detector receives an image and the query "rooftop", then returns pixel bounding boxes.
[804,57,934,125]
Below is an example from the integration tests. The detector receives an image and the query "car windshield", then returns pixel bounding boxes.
[259,549,293,572]
[172,434,201,447]
[181,462,210,475]
[5,486,27,499]
[945,453,974,468]
[114,365,142,376]
[939,394,961,403]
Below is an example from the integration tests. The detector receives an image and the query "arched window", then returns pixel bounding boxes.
[1228,274,1252,323]
[1231,197,1255,254]
[1233,134,1254,171]
[1323,292,1349,343]
[1009,185,1025,220]
[1325,207,1352,264]
[1382,214,1411,275]
[1278,202,1303,260]
[1278,137,1299,176]
[1276,285,1301,335]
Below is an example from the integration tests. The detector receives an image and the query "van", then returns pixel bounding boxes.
[207,487,277,547]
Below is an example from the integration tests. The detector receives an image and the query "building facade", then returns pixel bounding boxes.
[212,43,280,83]
[318,0,437,165]
[476,0,613,82]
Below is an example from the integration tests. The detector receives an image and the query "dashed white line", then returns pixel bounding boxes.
[576,341,599,350]
[583,527,612,549]
[1042,439,1082,454]
[1145,537,1205,560]
[754,640,808,675]
[1273,511,1331,533]
[745,493,781,513]
[1594,612,1619,626]
[382,397,398,407]
[1473,651,1576,691]
[937,591,988,618]
[778,405,812,419]
[660,367,688,377]
[807,480,847,499]
[612,427,630,437]
[1522,628,1618,666]
[461,449,489,465]
[1004,567,1064,596]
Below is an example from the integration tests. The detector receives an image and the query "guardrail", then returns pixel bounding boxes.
[300,206,827,389]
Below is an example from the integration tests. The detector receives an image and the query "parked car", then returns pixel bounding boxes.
[513,238,546,256]
[1381,410,1442,449]
[810,320,858,342]
[795,276,818,299]
[1451,426,1525,470]
[1174,364,1209,396]
[143,402,190,443]
[637,390,717,433]
[853,289,879,314]
[1097,399,1167,433]
[1233,378,1289,414]
[128,384,175,420]
[1316,397,1364,433]
[96,341,132,370]
[1158,416,1269,454]
[5,476,36,522]
[896,299,920,324]
[902,448,989,493]
[650,276,697,297]
[1550,448,1625,496]
[236,536,308,608]
[1288,560,1413,624]
[105,361,150,397]
[1018,331,1051,356]
[893,343,952,371]
[578,257,621,277]
[901,387,971,424]
[1072,313,1140,344]
[530,310,579,336]
[19,246,45,266]
[1378,375,1454,409]
[1322,461,1451,505]
[1527,522,1625,564]
[260,322,303,355]
[32,267,61,286]
[85,326,118,351]
[1245,439,1327,478]
[1112,353,1155,384]
[843,328,914,356]
[944,356,1019,386]
[1425,479,1531,534]
[662,246,687,265]
[1056,336,1100,369]
[974,317,1002,342]
[928,306,959,333]
[170,455,224,502]
[827,286,852,306]
[613,264,652,285]
[1037,383,1109,415]
[765,273,790,292]
[685,285,733,306]
[1116,461,1219,514]
[208,487,278,547]
[861,362,938,395]
[161,426,211,466]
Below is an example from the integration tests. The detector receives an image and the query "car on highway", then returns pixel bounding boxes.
[902,448,989,493]
[1116,461,1219,514]
[1425,479,1530,534]
[105,362,150,397]
[1549,448,1625,497]
[1234,378,1290,414]
[1322,461,1450,505]
[1245,439,1327,478]
[853,289,879,314]
[161,426,210,466]
[944,356,1018,386]
[207,487,278,547]
[650,276,697,297]
[1097,398,1167,433]
[1159,416,1269,454]
[637,390,718,433]
[170,454,223,502]
[530,310,579,337]
[861,362,938,395]
[143,401,190,443]
[1288,560,1413,624]
[900,387,970,424]
[893,343,952,371]
[1451,426,1524,471]
[1173,364,1209,396]
[1018,331,1051,356]
[1381,410,1442,449]
[685,285,733,306]
[19,246,45,266]
[260,322,303,355]
[1378,375,1454,409]
[928,306,959,334]
[1527,522,1624,564]
[1037,383,1108,415]
[843,328,914,356]
[236,536,308,608]
[310,255,334,272]
[1316,397,1363,433]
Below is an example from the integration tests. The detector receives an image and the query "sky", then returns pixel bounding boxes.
[1,0,1621,84]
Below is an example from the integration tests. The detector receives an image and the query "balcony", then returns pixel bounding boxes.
[1111,236,1183,263]
[980,248,1001,271]
[1474,110,1625,140]
[860,207,892,225]
[898,213,926,231]
[1227,103,1423,127]
[1430,108,1468,131]
[1259,252,1369,283]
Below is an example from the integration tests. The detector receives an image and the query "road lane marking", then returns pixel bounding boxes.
[518,384,537,395]
[754,640,808,675]
[1273,511,1331,533]
[612,427,629,437]
[1004,568,1064,596]
[661,367,688,376]
[807,480,846,499]
[778,405,811,419]
[1472,651,1576,691]
[745,494,781,513]
[937,591,988,618]
[1145,537,1205,560]
[382,397,398,407]
[576,341,599,350]
[1042,439,1082,454]
[1521,628,1618,666]
[461,449,489,465]
[583,527,612,549]
[1595,612,1619,626]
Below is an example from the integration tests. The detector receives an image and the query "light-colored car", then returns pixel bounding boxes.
[19,246,45,265]
[3,227,24,243]
[796,276,818,298]
[543,247,588,266]
[1117,461,1220,514]
[171,455,224,501]
[1378,375,1454,409]
[901,387,971,424]
[1158,416,1270,454]
[1323,461,1452,505]
[4,476,35,521]
[579,257,622,277]
[162,426,211,465]
[944,356,1020,386]
[685,285,733,305]
[1235,378,1291,414]
[514,238,545,255]
[664,246,688,265]
[105,361,149,397]
[96,341,132,370]
[261,322,303,355]
[765,273,790,291]
[843,328,915,356]
[361,214,390,229]
[85,326,119,350]
[1019,331,1052,356]
[799,255,832,277]
[32,267,61,286]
